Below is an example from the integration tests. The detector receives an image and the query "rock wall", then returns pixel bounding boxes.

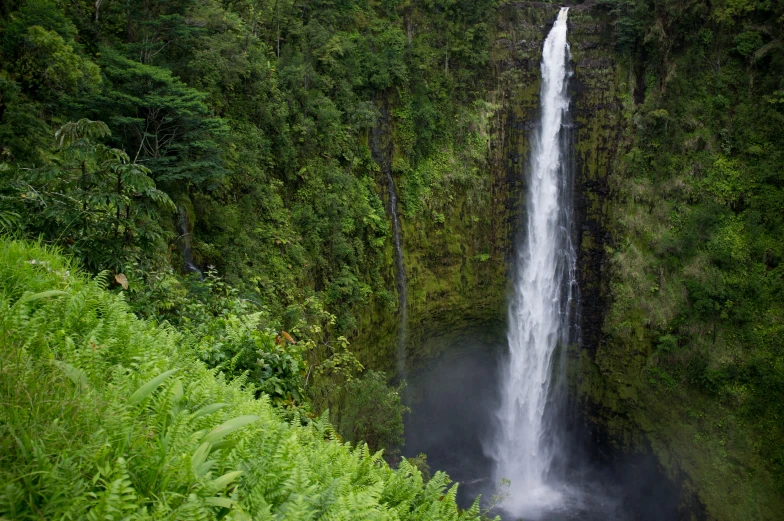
[568,6,778,520]
[352,3,560,373]
[568,7,711,519]
[358,4,781,519]
[568,6,620,356]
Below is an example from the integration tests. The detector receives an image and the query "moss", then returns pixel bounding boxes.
[357,6,783,519]
[352,3,557,373]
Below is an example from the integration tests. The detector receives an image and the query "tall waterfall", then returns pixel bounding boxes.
[490,7,577,517]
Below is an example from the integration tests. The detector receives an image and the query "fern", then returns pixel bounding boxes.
[0,238,484,521]
[86,458,138,521]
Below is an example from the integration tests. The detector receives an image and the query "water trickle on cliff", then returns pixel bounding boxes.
[371,116,408,381]
[489,7,578,517]
[386,169,408,381]
[177,206,202,277]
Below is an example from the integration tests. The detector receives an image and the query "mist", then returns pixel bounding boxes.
[402,325,686,521]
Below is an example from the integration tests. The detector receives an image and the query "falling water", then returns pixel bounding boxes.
[387,169,408,381]
[371,117,408,380]
[490,7,577,518]
[177,207,202,276]
[387,180,408,380]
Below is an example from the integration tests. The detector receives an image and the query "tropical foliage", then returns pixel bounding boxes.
[0,0,495,472]
[0,238,485,520]
[595,0,784,504]
[0,0,495,336]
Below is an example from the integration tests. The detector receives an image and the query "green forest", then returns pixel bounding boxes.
[1,0,783,519]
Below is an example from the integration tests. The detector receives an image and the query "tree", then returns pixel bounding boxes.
[1,0,101,99]
[333,370,408,457]
[89,51,228,186]
[1,119,174,271]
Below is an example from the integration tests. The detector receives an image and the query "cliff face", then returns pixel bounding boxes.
[566,7,705,517]
[352,3,558,373]
[568,7,620,358]
[568,8,766,519]
[567,7,783,521]
[359,4,781,519]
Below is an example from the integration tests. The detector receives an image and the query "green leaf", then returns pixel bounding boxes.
[202,415,260,445]
[212,470,243,490]
[18,290,67,305]
[128,369,179,405]
[204,497,235,508]
[51,360,88,389]
[191,403,228,420]
[197,459,217,477]
[191,441,211,475]
[209,439,238,453]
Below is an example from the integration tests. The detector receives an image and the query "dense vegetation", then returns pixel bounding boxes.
[0,0,500,516]
[0,238,482,520]
[0,0,494,334]
[0,0,496,472]
[3,0,784,518]
[590,0,784,515]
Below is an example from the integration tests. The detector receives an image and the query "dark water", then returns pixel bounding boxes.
[402,326,683,521]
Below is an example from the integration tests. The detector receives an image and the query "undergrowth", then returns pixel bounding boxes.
[0,237,486,521]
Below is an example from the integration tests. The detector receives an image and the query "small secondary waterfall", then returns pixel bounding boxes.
[386,168,408,380]
[489,7,577,517]
[177,206,202,276]
[371,116,408,380]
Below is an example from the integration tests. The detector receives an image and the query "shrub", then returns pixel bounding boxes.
[333,371,409,459]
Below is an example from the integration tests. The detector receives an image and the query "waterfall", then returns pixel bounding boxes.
[386,169,409,381]
[371,115,408,381]
[177,207,202,276]
[489,7,577,517]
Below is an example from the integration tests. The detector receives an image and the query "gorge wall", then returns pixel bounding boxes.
[570,5,784,521]
[355,3,559,373]
[353,3,784,519]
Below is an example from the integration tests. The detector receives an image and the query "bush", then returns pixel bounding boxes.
[333,371,409,459]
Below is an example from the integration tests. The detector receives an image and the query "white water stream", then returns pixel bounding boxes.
[489,8,578,518]
[386,166,408,380]
[371,114,408,381]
